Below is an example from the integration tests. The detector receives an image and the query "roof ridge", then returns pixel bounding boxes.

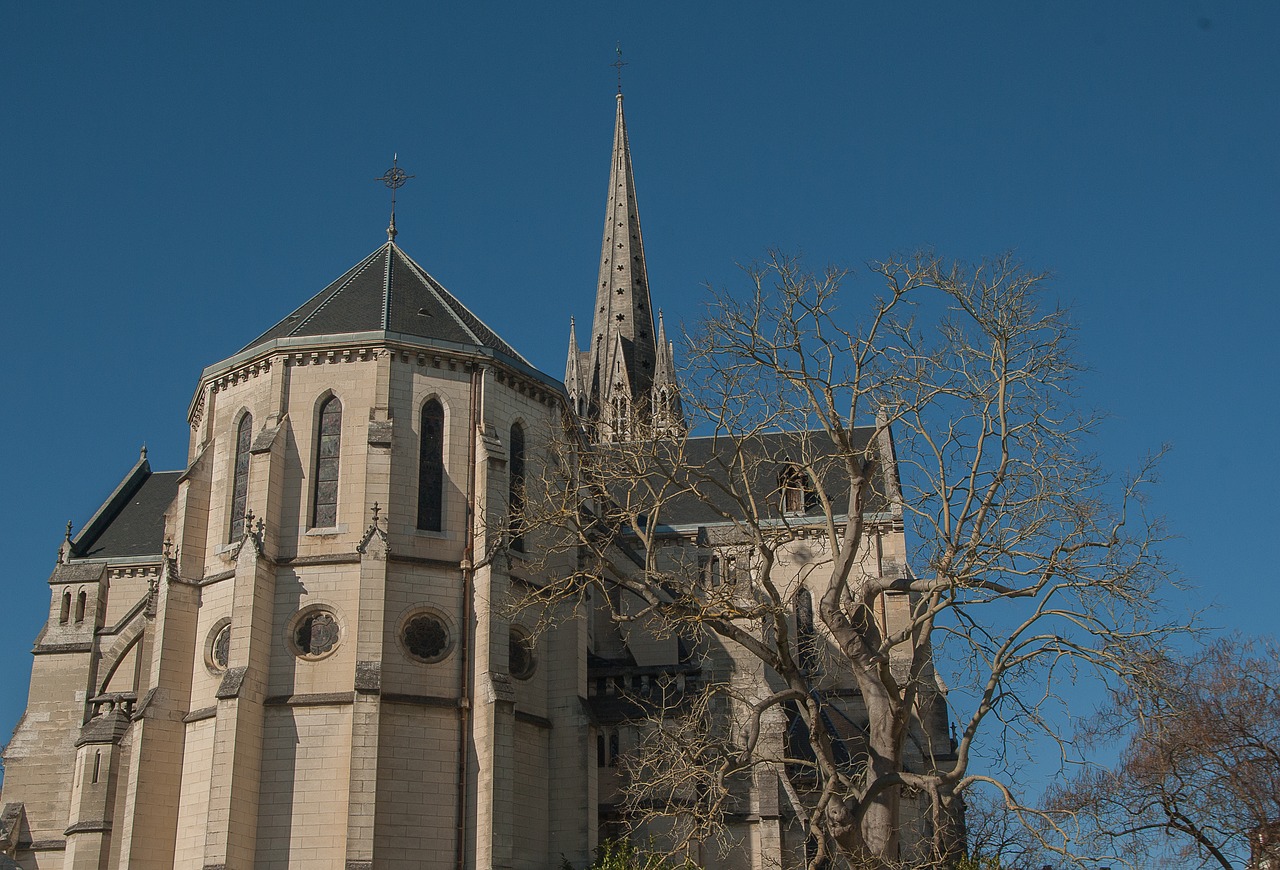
[382,242,394,331]
[294,244,388,337]
[393,245,531,366]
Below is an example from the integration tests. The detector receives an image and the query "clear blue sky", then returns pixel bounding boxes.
[2,1,1277,784]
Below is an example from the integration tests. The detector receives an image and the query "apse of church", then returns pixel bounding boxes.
[0,223,589,868]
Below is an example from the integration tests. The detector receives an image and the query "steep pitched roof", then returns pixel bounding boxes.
[70,456,181,560]
[241,241,528,365]
[604,428,894,529]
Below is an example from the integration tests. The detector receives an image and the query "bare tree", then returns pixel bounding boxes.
[1046,636,1280,870]
[520,251,1179,869]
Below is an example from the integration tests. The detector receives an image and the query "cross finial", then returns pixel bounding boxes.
[375,154,414,242]
[65,520,73,542]
[611,43,627,95]
[371,502,381,525]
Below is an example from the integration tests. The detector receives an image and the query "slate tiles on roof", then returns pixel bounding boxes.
[605,428,891,528]
[74,470,181,560]
[239,243,527,364]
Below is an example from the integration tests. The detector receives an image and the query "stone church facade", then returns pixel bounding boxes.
[0,93,955,870]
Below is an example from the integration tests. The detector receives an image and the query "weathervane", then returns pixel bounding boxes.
[375,154,414,242]
[611,43,627,95]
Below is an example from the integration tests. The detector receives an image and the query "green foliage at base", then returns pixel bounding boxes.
[563,838,698,870]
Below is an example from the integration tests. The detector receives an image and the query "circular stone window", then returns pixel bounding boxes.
[290,607,342,660]
[509,627,536,680]
[206,619,232,673]
[400,611,452,664]
[212,624,231,670]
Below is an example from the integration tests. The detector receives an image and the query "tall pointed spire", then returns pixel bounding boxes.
[587,92,658,429]
[567,85,683,442]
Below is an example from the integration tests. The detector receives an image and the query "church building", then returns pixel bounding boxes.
[0,91,955,870]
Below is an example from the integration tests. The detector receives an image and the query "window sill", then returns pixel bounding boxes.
[305,524,348,537]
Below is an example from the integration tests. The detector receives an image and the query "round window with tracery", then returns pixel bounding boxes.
[401,612,451,663]
[212,624,231,670]
[291,609,341,660]
[206,620,232,674]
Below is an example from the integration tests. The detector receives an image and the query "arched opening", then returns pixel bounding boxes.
[75,590,87,624]
[59,590,71,624]
[796,587,817,674]
[780,464,817,514]
[312,396,342,528]
[509,422,525,552]
[417,399,445,531]
[229,412,253,540]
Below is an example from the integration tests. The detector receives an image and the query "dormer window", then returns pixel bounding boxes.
[780,465,817,514]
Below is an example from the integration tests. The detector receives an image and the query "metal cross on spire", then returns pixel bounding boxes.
[611,43,627,95]
[375,154,414,242]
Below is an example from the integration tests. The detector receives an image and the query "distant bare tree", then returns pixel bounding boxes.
[1046,636,1280,870]
[519,251,1181,869]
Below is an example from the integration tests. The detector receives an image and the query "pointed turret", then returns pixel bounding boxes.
[565,318,587,416]
[577,90,682,441]
[652,313,684,436]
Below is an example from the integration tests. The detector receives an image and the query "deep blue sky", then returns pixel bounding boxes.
[2,1,1276,786]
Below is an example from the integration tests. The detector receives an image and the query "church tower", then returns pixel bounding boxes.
[566,92,684,442]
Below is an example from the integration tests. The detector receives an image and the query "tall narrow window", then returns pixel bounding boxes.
[796,587,818,674]
[312,396,342,528]
[417,400,445,531]
[75,590,87,623]
[509,423,525,552]
[59,591,71,624]
[229,413,253,541]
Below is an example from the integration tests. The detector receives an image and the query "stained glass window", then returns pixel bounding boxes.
[509,423,525,552]
[229,413,252,540]
[312,396,342,528]
[417,400,444,531]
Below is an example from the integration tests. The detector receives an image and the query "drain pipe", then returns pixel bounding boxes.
[455,364,482,870]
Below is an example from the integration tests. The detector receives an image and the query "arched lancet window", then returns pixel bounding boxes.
[229,413,253,541]
[509,422,525,552]
[312,396,342,528]
[75,590,87,624]
[417,400,445,531]
[59,590,71,624]
[610,395,630,441]
[707,555,722,587]
[796,587,818,674]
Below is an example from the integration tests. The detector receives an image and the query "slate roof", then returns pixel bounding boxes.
[240,241,528,365]
[609,428,894,529]
[70,459,180,560]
